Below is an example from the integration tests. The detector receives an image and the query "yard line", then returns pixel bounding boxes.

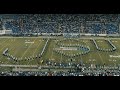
[27,39,42,67]
[84,40,92,62]
[96,40,106,64]
[3,38,20,64]
[0,38,8,45]
[12,39,25,57]
[8,39,18,51]
[51,40,55,60]
[112,40,120,65]
[79,39,83,62]
[60,39,63,63]
[40,39,49,56]
[92,39,104,64]
[96,51,104,64]
[0,39,12,54]
[21,38,37,58]
[0,39,16,61]
[109,52,119,66]
[106,40,116,65]
[7,38,27,64]
[99,39,116,65]
[32,39,42,56]
[0,38,9,51]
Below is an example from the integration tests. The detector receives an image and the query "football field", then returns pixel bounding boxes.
[0,37,46,65]
[44,37,120,66]
[1,36,120,71]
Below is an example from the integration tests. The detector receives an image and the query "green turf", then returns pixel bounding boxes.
[0,37,120,67]
[0,38,46,65]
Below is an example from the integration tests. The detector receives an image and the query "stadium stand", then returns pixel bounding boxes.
[1,14,120,76]
[0,14,120,35]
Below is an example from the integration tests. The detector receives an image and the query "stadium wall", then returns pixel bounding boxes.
[0,30,12,35]
[41,33,62,36]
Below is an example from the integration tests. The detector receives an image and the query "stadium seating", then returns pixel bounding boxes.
[1,14,120,76]
[0,14,120,35]
[106,23,119,34]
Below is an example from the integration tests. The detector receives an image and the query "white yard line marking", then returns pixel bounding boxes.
[79,40,83,61]
[51,41,55,60]
[84,40,92,62]
[0,39,9,51]
[10,39,27,65]
[0,39,14,60]
[93,39,104,64]
[4,38,20,64]
[97,51,104,64]
[0,39,19,65]
[0,38,8,45]
[12,40,24,57]
[33,40,42,56]
[111,41,120,65]
[21,38,37,58]
[100,41,111,64]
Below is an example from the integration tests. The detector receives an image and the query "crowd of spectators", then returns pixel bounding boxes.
[1,63,120,76]
[0,14,119,35]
